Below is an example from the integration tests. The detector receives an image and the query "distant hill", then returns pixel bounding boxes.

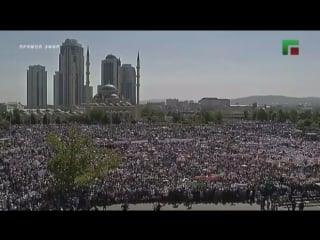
[231,95,320,106]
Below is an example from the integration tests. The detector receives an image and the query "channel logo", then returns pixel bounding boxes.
[282,40,299,56]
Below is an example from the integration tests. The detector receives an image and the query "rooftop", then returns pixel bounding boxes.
[62,39,82,47]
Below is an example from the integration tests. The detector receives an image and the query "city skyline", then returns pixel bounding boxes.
[1,31,320,105]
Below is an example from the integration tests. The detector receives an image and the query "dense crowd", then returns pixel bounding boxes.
[1,121,320,210]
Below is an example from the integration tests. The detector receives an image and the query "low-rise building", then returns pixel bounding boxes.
[146,102,166,112]
[0,102,24,113]
[199,97,230,110]
[222,104,252,119]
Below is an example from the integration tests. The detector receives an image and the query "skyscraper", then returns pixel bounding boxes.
[101,54,122,96]
[54,39,84,108]
[53,71,62,107]
[121,64,136,105]
[27,65,47,108]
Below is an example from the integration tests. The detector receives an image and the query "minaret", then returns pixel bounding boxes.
[136,51,140,105]
[86,46,90,104]
[117,57,121,98]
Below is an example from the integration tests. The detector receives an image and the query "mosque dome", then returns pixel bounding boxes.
[101,84,117,92]
[105,54,117,60]
[62,39,81,47]
[110,94,119,98]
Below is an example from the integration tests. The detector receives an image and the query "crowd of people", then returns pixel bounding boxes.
[1,121,320,210]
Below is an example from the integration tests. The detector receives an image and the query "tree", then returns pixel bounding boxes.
[101,112,110,124]
[30,112,37,124]
[312,111,320,122]
[212,111,222,124]
[201,110,212,123]
[1,110,9,120]
[0,119,9,129]
[244,110,249,120]
[55,116,61,124]
[43,114,49,124]
[289,109,298,123]
[89,108,104,124]
[12,109,21,124]
[297,120,304,130]
[172,112,183,123]
[112,113,121,124]
[310,121,318,129]
[67,115,78,123]
[4,111,12,123]
[277,109,287,123]
[305,110,312,119]
[304,119,312,127]
[141,106,151,120]
[252,102,258,109]
[252,110,257,120]
[45,126,122,209]
[155,111,165,122]
[266,109,273,121]
[141,106,165,123]
[200,111,222,124]
[300,110,312,120]
[257,109,268,121]
[81,114,90,124]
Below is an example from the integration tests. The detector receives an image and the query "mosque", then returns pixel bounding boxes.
[83,52,141,121]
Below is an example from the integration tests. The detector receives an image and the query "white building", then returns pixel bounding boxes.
[0,102,24,113]
[27,65,47,108]
[146,102,165,111]
[166,99,179,109]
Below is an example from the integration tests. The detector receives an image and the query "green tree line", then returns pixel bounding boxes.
[0,108,129,127]
[251,108,320,129]
[142,107,223,124]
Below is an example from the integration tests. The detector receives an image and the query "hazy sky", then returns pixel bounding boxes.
[0,31,320,105]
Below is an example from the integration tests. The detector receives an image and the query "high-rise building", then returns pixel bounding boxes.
[101,54,122,96]
[121,64,136,105]
[53,71,63,107]
[54,39,84,108]
[27,65,47,108]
